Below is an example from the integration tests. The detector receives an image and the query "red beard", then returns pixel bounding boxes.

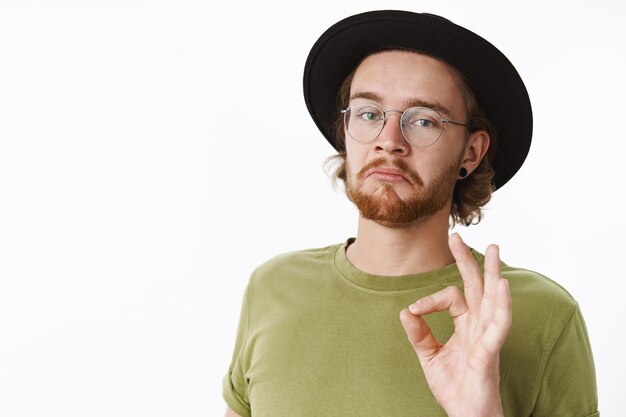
[345,157,460,226]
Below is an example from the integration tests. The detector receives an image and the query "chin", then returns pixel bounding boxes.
[365,203,439,227]
[348,181,452,226]
[369,181,417,199]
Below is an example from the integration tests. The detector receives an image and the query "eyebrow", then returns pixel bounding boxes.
[349,91,455,119]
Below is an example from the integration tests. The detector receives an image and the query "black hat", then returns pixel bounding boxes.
[303,10,532,190]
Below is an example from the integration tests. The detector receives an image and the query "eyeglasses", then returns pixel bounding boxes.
[341,103,471,147]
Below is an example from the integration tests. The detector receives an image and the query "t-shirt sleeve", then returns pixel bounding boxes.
[532,305,599,417]
[222,287,252,417]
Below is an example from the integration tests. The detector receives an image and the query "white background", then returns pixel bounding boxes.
[1,0,624,415]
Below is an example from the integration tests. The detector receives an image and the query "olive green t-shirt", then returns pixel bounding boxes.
[223,241,599,417]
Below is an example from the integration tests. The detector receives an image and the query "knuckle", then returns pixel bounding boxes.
[445,285,463,299]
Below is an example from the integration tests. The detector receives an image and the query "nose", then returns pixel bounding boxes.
[376,110,409,155]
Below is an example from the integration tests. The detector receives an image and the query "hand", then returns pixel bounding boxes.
[399,233,512,417]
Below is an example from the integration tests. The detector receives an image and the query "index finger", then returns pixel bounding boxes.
[449,233,483,313]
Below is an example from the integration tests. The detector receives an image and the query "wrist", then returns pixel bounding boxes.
[447,405,504,417]
[444,391,504,417]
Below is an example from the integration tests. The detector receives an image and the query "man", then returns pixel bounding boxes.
[223,10,598,417]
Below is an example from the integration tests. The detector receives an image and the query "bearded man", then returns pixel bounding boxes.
[223,10,599,417]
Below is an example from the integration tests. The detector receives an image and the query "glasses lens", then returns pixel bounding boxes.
[345,104,384,143]
[401,107,443,147]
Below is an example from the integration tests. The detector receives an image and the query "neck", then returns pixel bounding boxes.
[346,207,455,276]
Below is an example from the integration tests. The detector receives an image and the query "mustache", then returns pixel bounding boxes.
[356,158,423,185]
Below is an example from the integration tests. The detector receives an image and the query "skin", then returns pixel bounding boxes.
[226,50,512,417]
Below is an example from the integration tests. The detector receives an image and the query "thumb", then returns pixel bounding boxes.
[399,308,442,364]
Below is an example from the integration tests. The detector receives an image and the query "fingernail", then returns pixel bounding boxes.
[409,303,419,314]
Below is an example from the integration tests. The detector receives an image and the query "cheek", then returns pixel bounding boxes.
[344,144,367,176]
[422,153,463,184]
[407,152,450,183]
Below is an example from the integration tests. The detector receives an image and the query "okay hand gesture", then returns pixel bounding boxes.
[399,233,512,417]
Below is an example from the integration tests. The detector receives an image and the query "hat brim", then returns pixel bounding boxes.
[303,10,532,190]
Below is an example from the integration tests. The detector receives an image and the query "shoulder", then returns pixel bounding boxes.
[247,242,342,291]
[471,249,579,315]
[501,263,580,331]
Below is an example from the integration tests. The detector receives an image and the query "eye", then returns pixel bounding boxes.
[357,110,381,122]
[405,115,440,129]
[413,118,434,128]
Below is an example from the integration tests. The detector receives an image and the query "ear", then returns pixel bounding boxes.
[460,130,490,176]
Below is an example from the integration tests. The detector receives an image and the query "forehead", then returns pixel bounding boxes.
[349,50,467,118]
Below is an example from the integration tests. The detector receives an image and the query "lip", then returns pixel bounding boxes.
[365,167,411,184]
